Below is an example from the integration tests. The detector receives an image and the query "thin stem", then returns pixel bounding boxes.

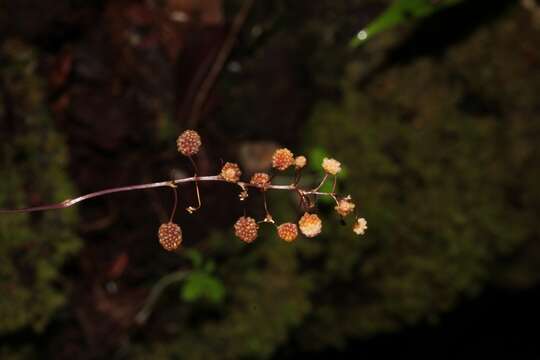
[312,174,329,192]
[188,156,200,175]
[295,189,309,212]
[169,185,178,223]
[293,167,302,186]
[186,156,202,213]
[260,190,275,224]
[186,180,202,214]
[331,175,337,194]
[134,270,188,325]
[330,194,340,207]
[262,191,270,217]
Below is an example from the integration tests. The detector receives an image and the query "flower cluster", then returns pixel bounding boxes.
[0,128,368,252]
[158,131,367,250]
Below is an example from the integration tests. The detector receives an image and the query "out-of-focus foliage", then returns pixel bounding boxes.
[181,250,226,304]
[0,40,82,333]
[296,6,540,349]
[0,345,35,360]
[133,228,313,360]
[350,0,465,47]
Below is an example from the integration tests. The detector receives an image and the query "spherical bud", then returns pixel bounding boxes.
[250,172,271,188]
[234,216,259,243]
[277,223,298,242]
[272,148,294,171]
[322,157,341,175]
[221,162,242,183]
[158,222,182,251]
[298,212,322,238]
[353,217,368,235]
[295,155,307,169]
[335,196,355,217]
[177,130,202,156]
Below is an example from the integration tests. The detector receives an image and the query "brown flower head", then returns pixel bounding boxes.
[277,223,298,242]
[250,172,271,188]
[234,216,259,243]
[221,162,242,183]
[272,148,294,171]
[177,130,202,156]
[158,222,183,251]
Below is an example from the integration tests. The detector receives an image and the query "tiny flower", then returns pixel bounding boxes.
[298,212,322,238]
[221,162,242,183]
[294,155,307,169]
[234,216,259,243]
[353,217,368,235]
[277,223,298,242]
[177,130,202,156]
[158,222,183,251]
[238,190,249,201]
[335,195,355,217]
[272,148,294,171]
[322,157,341,175]
[250,172,271,188]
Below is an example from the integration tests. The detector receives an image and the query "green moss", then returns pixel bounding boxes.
[295,8,539,349]
[0,40,82,335]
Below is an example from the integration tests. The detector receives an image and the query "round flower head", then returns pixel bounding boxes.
[353,217,368,235]
[272,148,294,171]
[322,157,341,175]
[277,223,298,242]
[221,162,242,183]
[298,212,322,238]
[158,222,183,251]
[177,130,202,156]
[234,216,259,243]
[250,172,271,188]
[295,155,307,169]
[335,196,355,217]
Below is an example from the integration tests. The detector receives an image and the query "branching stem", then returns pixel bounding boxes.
[0,175,337,214]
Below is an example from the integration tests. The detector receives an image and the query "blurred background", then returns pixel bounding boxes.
[1,0,540,358]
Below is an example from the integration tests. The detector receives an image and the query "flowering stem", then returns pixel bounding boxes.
[0,175,338,214]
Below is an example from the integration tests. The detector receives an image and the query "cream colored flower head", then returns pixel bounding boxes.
[335,195,355,217]
[294,155,307,169]
[353,217,368,235]
[298,212,322,238]
[322,157,341,175]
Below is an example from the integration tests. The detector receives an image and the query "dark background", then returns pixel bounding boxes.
[1,0,540,358]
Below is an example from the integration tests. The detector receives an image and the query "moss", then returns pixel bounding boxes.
[295,7,540,349]
[0,40,82,335]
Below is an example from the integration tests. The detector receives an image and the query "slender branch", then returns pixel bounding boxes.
[312,173,329,192]
[186,156,202,213]
[187,0,255,128]
[134,270,188,325]
[169,186,178,223]
[0,175,336,214]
